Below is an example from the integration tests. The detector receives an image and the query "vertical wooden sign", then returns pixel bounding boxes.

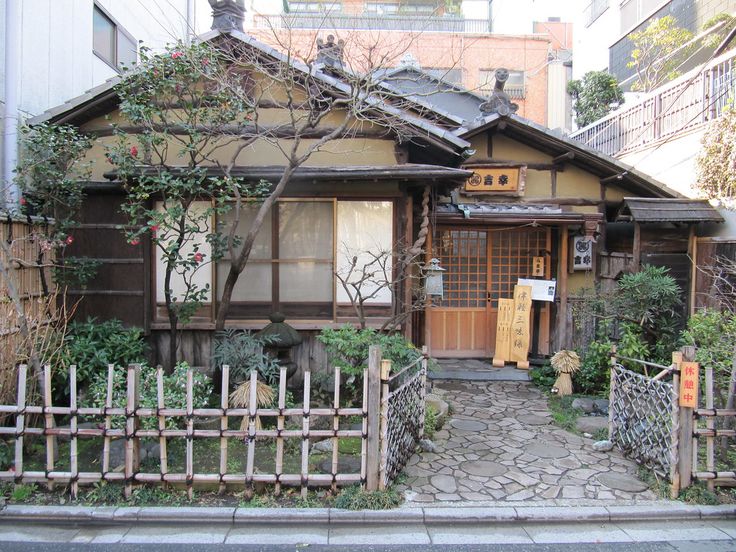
[679,362,700,408]
[492,298,514,367]
[510,285,532,369]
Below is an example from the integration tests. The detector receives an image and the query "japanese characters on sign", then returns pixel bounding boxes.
[679,361,699,408]
[492,298,514,367]
[464,166,523,193]
[572,236,593,271]
[532,256,545,277]
[510,285,532,364]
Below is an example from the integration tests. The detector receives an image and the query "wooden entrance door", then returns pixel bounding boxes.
[428,226,551,358]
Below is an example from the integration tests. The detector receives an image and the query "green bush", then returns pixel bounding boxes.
[681,310,736,402]
[530,362,557,390]
[211,329,280,385]
[53,318,148,399]
[82,361,212,429]
[424,404,438,439]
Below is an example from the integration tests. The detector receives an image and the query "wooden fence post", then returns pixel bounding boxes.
[419,346,428,438]
[14,365,28,485]
[378,359,391,491]
[678,346,696,492]
[607,346,617,440]
[366,345,381,491]
[124,364,141,499]
[670,351,682,499]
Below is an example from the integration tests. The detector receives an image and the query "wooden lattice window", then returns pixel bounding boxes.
[434,229,487,308]
[488,228,548,307]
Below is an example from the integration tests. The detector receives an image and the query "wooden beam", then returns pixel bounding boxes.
[552,151,575,164]
[557,226,569,350]
[86,124,391,140]
[600,172,626,184]
[633,221,641,270]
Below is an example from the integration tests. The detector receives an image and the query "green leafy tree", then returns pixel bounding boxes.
[696,107,736,207]
[627,15,694,92]
[567,71,624,127]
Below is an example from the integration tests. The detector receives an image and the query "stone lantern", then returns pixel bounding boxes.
[255,312,302,380]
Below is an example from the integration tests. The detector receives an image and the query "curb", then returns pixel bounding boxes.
[0,503,733,525]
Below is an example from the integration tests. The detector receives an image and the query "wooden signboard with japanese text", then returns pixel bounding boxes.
[679,362,700,408]
[510,285,532,369]
[464,166,524,194]
[492,298,514,367]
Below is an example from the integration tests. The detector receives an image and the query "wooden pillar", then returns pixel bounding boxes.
[365,345,382,491]
[678,346,696,491]
[404,194,413,340]
[556,225,569,350]
[633,221,641,270]
[688,225,697,316]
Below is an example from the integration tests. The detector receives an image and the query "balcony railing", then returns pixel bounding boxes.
[252,13,491,34]
[570,48,736,158]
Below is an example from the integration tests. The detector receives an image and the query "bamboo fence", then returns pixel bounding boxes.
[0,348,428,498]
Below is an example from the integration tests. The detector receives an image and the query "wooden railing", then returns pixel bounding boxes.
[571,48,736,157]
[253,13,490,34]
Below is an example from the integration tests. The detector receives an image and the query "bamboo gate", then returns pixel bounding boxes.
[0,345,427,498]
[609,347,736,498]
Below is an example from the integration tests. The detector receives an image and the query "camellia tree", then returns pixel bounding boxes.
[108,42,270,371]
[567,71,624,128]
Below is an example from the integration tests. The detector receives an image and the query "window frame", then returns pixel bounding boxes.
[93,2,138,72]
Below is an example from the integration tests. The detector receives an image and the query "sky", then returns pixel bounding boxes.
[193,0,580,35]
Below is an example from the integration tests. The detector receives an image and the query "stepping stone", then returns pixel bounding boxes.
[517,414,551,426]
[459,459,507,477]
[576,416,609,433]
[525,442,569,459]
[597,472,649,492]
[430,474,458,493]
[449,419,487,431]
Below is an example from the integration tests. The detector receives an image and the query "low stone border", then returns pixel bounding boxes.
[1,503,733,525]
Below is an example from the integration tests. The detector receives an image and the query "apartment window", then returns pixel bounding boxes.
[620,0,668,35]
[399,4,437,15]
[479,69,526,99]
[289,1,342,13]
[585,0,609,26]
[364,2,399,15]
[93,4,137,71]
[426,67,463,85]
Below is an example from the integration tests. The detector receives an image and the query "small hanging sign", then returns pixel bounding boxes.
[679,362,700,408]
[532,256,545,277]
[571,236,594,271]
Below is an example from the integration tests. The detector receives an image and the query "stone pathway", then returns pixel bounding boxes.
[399,380,657,504]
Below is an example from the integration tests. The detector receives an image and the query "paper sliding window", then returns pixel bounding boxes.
[336,201,394,306]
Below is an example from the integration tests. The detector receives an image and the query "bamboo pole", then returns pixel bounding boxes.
[366,346,381,491]
[124,364,140,499]
[185,367,194,500]
[378,359,391,490]
[331,367,341,494]
[43,365,55,491]
[70,365,79,499]
[419,347,428,437]
[245,369,257,498]
[680,346,696,490]
[670,351,682,499]
[608,346,617,441]
[15,365,27,483]
[301,370,311,499]
[156,367,168,485]
[102,364,114,479]
[706,364,715,492]
[360,368,368,489]
[218,364,230,495]
[275,366,286,496]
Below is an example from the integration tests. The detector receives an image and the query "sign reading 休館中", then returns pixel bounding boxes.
[679,361,699,408]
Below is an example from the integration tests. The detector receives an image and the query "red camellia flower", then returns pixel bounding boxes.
[150,224,159,233]
[130,146,138,157]
[193,252,204,263]
[130,238,140,246]
[65,235,74,245]
[171,51,183,59]
[19,196,26,206]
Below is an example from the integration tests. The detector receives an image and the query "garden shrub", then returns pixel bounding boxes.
[530,362,557,390]
[681,310,736,403]
[52,318,148,399]
[333,484,402,510]
[82,361,212,429]
[211,329,280,385]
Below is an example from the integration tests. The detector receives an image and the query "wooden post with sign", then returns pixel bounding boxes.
[492,298,514,367]
[678,346,697,491]
[510,285,532,369]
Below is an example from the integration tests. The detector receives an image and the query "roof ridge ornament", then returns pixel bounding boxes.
[478,68,519,118]
[208,0,245,32]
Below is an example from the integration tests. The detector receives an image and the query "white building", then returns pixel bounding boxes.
[1,0,197,208]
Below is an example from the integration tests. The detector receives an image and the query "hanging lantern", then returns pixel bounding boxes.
[425,258,446,298]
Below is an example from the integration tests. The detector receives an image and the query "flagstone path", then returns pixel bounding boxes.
[398,380,658,503]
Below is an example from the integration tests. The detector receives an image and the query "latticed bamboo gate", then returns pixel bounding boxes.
[0,345,427,498]
[609,347,736,497]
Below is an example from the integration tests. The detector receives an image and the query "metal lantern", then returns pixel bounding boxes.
[425,258,446,298]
